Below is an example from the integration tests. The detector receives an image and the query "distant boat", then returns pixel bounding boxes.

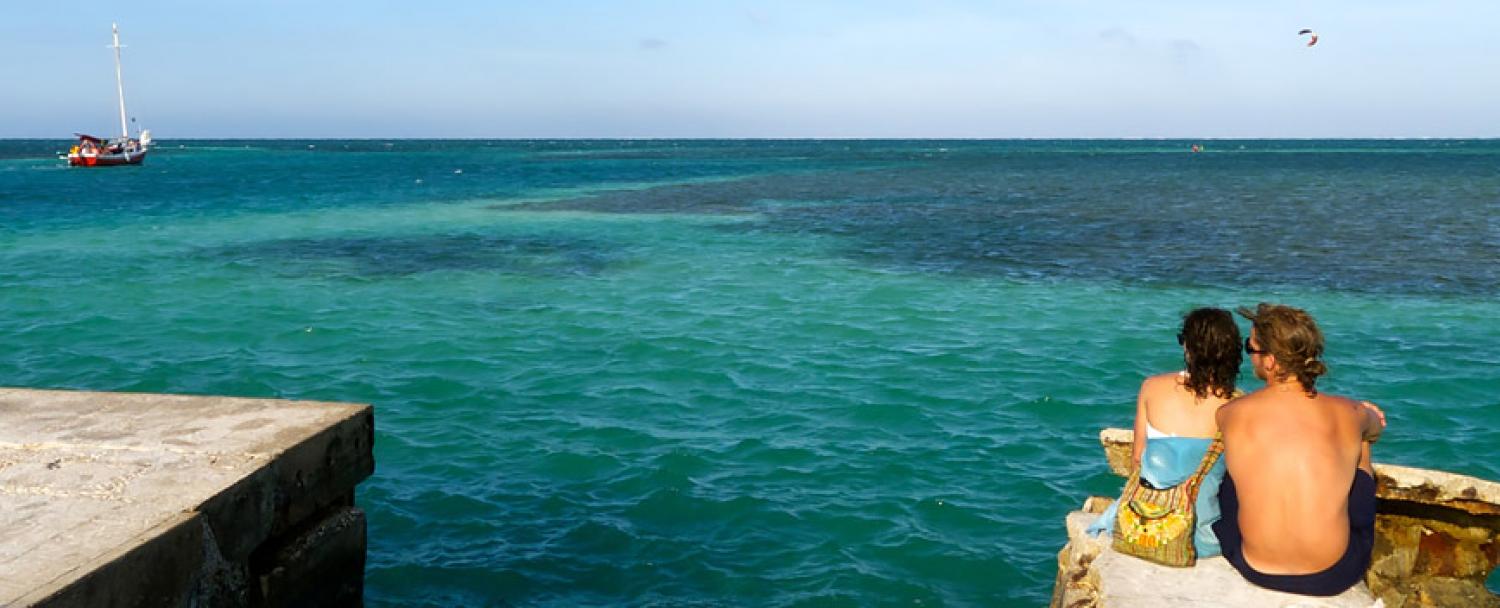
[67,23,151,167]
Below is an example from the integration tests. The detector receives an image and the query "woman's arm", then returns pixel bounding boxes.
[1132,378,1149,467]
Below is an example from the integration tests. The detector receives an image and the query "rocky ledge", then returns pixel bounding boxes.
[1053,428,1500,608]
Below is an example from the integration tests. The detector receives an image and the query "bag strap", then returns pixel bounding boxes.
[1120,460,1144,496]
[1182,432,1224,497]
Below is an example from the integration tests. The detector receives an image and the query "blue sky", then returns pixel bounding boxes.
[3,1,1497,138]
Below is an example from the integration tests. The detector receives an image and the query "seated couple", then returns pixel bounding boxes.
[1088,304,1387,596]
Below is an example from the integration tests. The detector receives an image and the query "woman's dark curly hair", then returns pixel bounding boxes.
[1179,308,1242,400]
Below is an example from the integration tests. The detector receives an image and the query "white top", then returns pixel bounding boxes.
[1145,371,1191,439]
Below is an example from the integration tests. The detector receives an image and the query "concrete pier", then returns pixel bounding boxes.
[0,388,374,607]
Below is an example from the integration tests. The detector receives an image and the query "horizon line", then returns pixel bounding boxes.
[6,136,1500,142]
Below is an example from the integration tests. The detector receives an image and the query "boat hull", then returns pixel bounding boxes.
[67,149,147,166]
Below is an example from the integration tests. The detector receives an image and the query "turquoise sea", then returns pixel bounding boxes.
[3,140,1498,606]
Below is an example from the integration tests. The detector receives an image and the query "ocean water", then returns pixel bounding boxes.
[3,139,1498,606]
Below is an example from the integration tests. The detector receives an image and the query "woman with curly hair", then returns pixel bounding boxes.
[1088,307,1242,559]
[1132,307,1243,463]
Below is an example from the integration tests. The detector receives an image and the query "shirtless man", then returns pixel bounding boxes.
[1211,303,1386,596]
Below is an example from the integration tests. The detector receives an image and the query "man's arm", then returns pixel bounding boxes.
[1359,400,1386,444]
[1358,439,1375,476]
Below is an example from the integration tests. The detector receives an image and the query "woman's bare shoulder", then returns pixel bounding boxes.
[1140,371,1183,389]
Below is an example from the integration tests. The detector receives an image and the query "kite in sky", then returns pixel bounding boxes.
[1299,29,1319,47]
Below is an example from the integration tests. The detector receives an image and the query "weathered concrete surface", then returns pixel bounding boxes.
[0,387,374,607]
[1054,510,1378,607]
[1081,428,1500,608]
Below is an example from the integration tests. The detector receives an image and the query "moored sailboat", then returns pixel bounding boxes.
[67,23,151,167]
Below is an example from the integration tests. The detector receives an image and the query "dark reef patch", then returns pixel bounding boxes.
[505,152,1500,295]
[206,233,621,279]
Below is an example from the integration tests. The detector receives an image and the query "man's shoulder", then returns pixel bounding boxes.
[1216,389,1259,427]
[1316,392,1368,420]
[1220,388,1267,411]
[1318,392,1359,405]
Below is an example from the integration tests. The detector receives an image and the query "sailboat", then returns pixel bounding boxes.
[67,23,151,167]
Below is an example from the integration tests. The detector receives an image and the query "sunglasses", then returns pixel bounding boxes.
[1244,338,1266,355]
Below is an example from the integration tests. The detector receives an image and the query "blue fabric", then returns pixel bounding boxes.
[1085,436,1227,558]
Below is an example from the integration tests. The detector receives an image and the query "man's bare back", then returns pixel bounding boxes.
[1211,303,1387,597]
[1216,386,1373,573]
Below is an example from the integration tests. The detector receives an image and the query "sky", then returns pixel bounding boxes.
[3,0,1498,138]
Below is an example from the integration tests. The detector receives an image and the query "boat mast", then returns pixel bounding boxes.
[111,23,129,140]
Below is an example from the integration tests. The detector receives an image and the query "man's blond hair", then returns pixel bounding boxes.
[1238,303,1327,397]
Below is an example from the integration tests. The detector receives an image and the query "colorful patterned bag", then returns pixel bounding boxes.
[1111,433,1223,567]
